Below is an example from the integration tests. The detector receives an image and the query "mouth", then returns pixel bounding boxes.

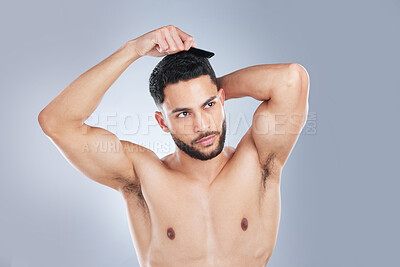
[195,134,216,146]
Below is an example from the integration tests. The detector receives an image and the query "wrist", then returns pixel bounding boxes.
[123,40,142,63]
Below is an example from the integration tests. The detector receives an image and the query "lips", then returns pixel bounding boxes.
[196,134,216,144]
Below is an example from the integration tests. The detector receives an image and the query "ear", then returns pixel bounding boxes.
[155,111,170,133]
[218,88,225,107]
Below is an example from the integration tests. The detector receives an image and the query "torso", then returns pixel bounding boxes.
[120,129,282,267]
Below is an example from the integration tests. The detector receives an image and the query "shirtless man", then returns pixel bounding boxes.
[38,25,309,266]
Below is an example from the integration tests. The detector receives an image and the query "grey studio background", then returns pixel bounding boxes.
[1,0,399,266]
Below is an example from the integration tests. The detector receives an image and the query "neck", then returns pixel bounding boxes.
[171,145,229,185]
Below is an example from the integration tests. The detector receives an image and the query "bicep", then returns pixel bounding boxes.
[251,64,309,166]
[46,123,139,191]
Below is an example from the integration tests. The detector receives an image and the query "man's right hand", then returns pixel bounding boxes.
[129,25,197,58]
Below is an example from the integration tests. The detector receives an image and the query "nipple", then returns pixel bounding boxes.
[241,217,248,231]
[167,227,175,240]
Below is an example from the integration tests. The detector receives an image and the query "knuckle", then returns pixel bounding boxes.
[170,27,179,35]
[155,30,162,39]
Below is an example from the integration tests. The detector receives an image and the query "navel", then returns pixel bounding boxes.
[241,217,248,231]
[167,227,175,240]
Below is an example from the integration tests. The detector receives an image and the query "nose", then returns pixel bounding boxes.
[193,113,211,133]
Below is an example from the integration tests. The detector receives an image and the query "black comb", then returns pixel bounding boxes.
[187,47,215,58]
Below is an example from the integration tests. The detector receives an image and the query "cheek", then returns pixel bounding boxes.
[211,110,223,128]
[174,118,195,134]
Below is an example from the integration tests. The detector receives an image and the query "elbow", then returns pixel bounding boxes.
[287,63,310,89]
[297,63,310,128]
[289,63,309,76]
[288,63,310,127]
[38,109,51,135]
[38,109,82,136]
[38,109,58,136]
[285,64,301,88]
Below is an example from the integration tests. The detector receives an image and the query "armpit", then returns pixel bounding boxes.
[260,152,277,191]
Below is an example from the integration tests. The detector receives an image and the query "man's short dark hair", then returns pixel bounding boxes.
[149,51,218,109]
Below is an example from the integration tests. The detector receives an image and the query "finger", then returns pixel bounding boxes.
[182,36,194,50]
[169,27,185,51]
[156,30,169,53]
[175,27,195,50]
[163,27,178,53]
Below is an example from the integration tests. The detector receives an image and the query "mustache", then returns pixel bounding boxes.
[192,131,220,144]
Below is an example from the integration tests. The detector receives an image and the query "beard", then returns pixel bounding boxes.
[170,118,226,161]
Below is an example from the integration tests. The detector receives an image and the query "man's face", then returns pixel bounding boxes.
[156,75,226,161]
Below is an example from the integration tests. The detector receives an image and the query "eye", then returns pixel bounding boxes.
[205,101,215,109]
[177,111,189,118]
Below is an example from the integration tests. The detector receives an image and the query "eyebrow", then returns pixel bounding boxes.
[170,96,217,115]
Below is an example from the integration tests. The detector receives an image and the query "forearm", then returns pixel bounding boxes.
[39,40,140,133]
[217,63,297,101]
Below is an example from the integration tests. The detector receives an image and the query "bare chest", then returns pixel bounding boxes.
[122,164,280,266]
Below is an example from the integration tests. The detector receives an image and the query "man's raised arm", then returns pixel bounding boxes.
[38,25,196,191]
[217,63,310,169]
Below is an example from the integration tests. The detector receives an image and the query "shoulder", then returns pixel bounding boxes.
[120,140,161,163]
[119,140,170,179]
